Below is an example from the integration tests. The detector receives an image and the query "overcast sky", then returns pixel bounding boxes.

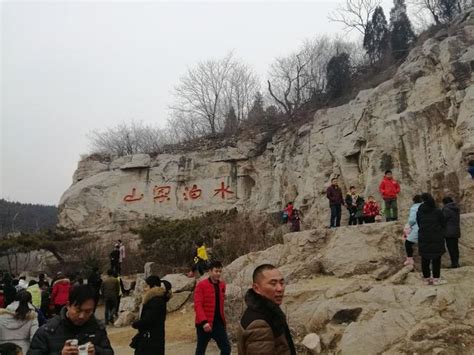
[2,0,399,206]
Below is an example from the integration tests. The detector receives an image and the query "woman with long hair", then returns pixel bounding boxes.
[130,276,172,355]
[417,193,446,285]
[0,290,38,353]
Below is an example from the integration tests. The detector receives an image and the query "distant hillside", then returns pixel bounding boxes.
[0,199,58,236]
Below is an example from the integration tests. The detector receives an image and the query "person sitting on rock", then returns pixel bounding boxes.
[363,196,380,223]
[403,195,423,266]
[442,197,461,268]
[379,170,401,221]
[187,240,209,278]
[345,186,365,225]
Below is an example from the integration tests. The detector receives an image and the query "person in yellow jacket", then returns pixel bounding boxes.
[26,280,41,308]
[187,240,209,278]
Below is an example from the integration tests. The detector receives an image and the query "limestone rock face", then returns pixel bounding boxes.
[223,214,474,354]
[58,10,474,235]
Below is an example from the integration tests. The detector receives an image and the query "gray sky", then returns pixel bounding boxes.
[1,0,398,206]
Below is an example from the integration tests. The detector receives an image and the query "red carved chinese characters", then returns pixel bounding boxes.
[183,184,202,201]
[153,185,171,203]
[213,181,234,199]
[123,188,144,202]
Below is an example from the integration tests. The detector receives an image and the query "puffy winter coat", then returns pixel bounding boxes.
[237,289,296,355]
[406,203,421,243]
[131,286,171,355]
[417,204,446,259]
[379,177,400,199]
[0,308,38,354]
[50,278,70,306]
[363,201,380,217]
[194,278,226,329]
[442,202,461,239]
[27,307,113,355]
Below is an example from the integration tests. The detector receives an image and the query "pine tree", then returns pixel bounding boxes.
[326,52,352,99]
[364,6,389,65]
[247,91,265,122]
[389,0,415,61]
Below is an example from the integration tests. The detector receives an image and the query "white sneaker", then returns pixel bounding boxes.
[423,278,432,285]
[432,278,447,286]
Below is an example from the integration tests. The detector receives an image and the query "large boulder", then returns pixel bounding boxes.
[162,273,196,293]
[114,311,137,328]
[167,291,192,313]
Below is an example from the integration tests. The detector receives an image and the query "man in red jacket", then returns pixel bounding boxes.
[379,170,401,221]
[194,260,230,355]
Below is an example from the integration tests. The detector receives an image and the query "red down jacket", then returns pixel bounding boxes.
[51,278,71,306]
[194,278,226,329]
[379,177,400,199]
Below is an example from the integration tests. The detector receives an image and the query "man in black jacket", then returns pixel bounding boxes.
[442,197,461,268]
[28,285,114,355]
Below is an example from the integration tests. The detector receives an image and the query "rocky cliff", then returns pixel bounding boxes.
[58,10,474,235]
[222,214,474,354]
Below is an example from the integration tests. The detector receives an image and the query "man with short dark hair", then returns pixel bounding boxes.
[379,170,401,221]
[194,260,231,355]
[326,177,344,228]
[237,264,296,355]
[28,285,114,355]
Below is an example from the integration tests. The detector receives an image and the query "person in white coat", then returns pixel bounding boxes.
[403,195,423,266]
[0,290,38,354]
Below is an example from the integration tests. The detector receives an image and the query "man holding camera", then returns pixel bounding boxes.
[28,285,114,355]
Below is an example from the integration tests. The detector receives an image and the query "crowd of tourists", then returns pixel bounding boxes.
[0,241,128,354]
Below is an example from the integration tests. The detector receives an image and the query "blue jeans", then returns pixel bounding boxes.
[195,322,231,355]
[330,204,341,227]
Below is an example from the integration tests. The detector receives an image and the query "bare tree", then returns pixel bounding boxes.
[409,0,469,26]
[170,52,259,136]
[88,121,173,156]
[267,36,365,118]
[226,62,260,123]
[170,53,234,135]
[328,0,382,35]
[267,51,314,118]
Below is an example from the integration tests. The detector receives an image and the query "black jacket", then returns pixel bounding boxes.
[27,307,113,355]
[417,204,446,259]
[442,202,461,239]
[131,286,171,355]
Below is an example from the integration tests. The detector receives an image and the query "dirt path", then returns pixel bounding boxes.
[106,304,223,354]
